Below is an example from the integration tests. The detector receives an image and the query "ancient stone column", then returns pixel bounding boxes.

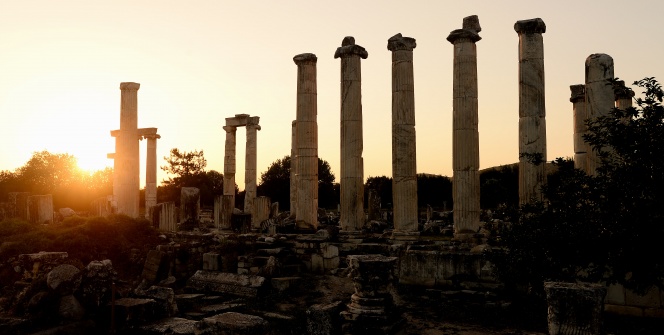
[222,125,237,223]
[585,54,614,175]
[253,196,271,230]
[613,80,634,110]
[144,132,160,219]
[180,187,200,225]
[293,53,319,230]
[335,36,368,232]
[115,82,141,218]
[290,120,298,217]
[570,85,589,172]
[8,192,30,221]
[387,33,418,234]
[515,18,547,205]
[153,202,177,231]
[244,122,261,218]
[447,16,481,238]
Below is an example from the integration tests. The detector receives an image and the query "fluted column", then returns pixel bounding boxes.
[144,133,160,218]
[293,53,319,230]
[290,120,298,217]
[115,82,141,218]
[585,54,614,175]
[447,16,481,237]
[613,80,634,110]
[387,33,418,234]
[570,85,589,172]
[222,125,237,227]
[245,123,261,223]
[335,36,368,232]
[515,18,547,205]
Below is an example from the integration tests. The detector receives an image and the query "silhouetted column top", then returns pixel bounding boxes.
[514,18,546,34]
[570,84,586,103]
[293,53,318,64]
[446,15,482,43]
[613,80,635,101]
[120,82,140,91]
[387,33,416,51]
[334,36,369,59]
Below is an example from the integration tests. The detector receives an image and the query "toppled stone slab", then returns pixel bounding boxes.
[47,264,82,295]
[175,293,205,313]
[112,298,157,326]
[199,302,245,316]
[139,317,197,335]
[136,286,178,317]
[142,250,169,284]
[186,271,265,297]
[198,312,269,335]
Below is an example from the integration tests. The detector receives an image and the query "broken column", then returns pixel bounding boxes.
[585,54,614,175]
[143,130,160,219]
[28,194,53,224]
[515,18,547,204]
[180,187,200,225]
[570,85,589,172]
[447,16,481,237]
[387,33,418,235]
[335,36,368,232]
[293,53,319,230]
[253,196,271,230]
[114,82,141,218]
[152,202,177,231]
[290,120,298,217]
[244,122,261,218]
[613,80,634,110]
[8,192,30,221]
[222,125,237,225]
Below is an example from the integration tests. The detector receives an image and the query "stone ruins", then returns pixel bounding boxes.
[2,14,660,335]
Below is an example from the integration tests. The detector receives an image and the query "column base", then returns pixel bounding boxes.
[390,231,421,241]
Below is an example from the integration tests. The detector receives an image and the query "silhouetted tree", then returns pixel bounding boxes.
[479,164,519,209]
[159,148,224,206]
[364,176,392,209]
[417,173,452,209]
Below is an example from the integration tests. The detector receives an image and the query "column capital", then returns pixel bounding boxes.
[222,125,237,133]
[120,82,140,91]
[447,15,481,44]
[142,133,161,140]
[246,124,261,131]
[334,36,368,59]
[387,33,416,52]
[514,18,546,34]
[613,80,635,100]
[293,53,317,65]
[570,84,586,103]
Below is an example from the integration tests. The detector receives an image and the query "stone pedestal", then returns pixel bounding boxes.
[387,33,418,234]
[179,187,200,225]
[28,194,53,224]
[515,18,547,205]
[570,85,589,172]
[294,53,319,230]
[341,254,400,334]
[544,282,606,335]
[585,54,614,175]
[336,36,368,232]
[448,16,481,238]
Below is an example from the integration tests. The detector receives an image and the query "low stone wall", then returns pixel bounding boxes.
[605,284,664,318]
[397,249,498,289]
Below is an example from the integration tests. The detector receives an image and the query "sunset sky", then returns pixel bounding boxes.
[1,1,663,190]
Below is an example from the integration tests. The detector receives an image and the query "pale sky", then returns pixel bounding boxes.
[1,1,663,190]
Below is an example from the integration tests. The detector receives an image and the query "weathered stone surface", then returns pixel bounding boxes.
[270,277,301,292]
[138,286,178,317]
[80,259,117,310]
[27,194,54,224]
[17,252,68,280]
[544,282,606,335]
[584,53,614,175]
[180,187,200,225]
[58,207,77,218]
[307,301,344,335]
[140,317,197,335]
[112,298,157,326]
[141,250,169,284]
[186,271,265,297]
[8,192,30,221]
[58,294,85,320]
[46,264,82,295]
[198,312,268,335]
[202,253,221,271]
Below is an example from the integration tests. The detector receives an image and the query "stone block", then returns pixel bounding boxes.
[139,317,197,335]
[271,277,301,292]
[604,304,644,317]
[199,302,245,316]
[307,301,344,335]
[138,286,178,317]
[544,282,606,335]
[398,250,437,287]
[141,250,169,284]
[203,253,221,271]
[626,287,661,308]
[112,298,157,326]
[311,254,325,274]
[186,270,265,297]
[175,294,204,313]
[644,308,664,318]
[324,257,340,271]
[198,312,268,335]
[321,243,339,258]
[27,195,53,224]
[47,264,82,296]
[605,283,626,305]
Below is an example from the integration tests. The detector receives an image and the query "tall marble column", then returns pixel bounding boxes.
[222,125,237,224]
[585,54,614,175]
[244,122,261,220]
[335,36,368,232]
[294,53,319,230]
[515,18,547,205]
[613,80,634,110]
[387,33,418,234]
[144,132,160,218]
[290,120,298,217]
[447,16,481,237]
[570,85,589,172]
[115,82,141,218]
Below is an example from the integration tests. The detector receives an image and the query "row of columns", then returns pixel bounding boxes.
[108,82,160,219]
